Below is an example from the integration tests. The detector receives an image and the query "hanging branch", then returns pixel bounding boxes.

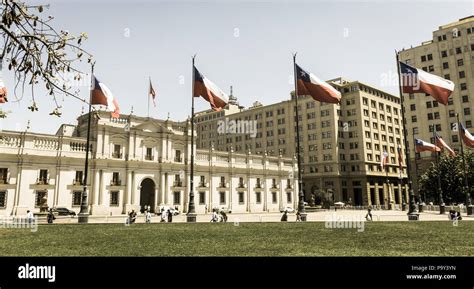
[1,0,93,108]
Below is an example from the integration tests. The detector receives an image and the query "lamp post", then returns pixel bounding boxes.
[432,124,445,214]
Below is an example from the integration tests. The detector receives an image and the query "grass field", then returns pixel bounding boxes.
[1,221,473,256]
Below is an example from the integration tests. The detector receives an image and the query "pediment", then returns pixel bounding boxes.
[133,121,171,134]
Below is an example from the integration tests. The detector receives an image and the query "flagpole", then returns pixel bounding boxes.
[412,131,423,212]
[395,51,418,219]
[78,62,95,224]
[457,114,473,215]
[432,125,445,214]
[293,53,306,221]
[147,77,150,118]
[187,54,197,222]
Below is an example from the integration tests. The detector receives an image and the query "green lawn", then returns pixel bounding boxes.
[1,222,473,256]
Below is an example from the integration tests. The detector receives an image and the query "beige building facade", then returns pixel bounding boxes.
[0,111,296,216]
[195,78,408,207]
[399,16,474,194]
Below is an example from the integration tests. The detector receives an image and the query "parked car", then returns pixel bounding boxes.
[51,207,76,216]
[212,206,232,214]
[157,205,180,216]
[280,206,295,213]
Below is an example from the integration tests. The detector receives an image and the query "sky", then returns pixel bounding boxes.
[0,0,473,134]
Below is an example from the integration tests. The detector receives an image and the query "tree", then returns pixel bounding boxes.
[418,151,474,205]
[1,0,92,112]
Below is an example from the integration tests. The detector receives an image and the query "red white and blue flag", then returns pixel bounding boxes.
[397,146,403,178]
[380,151,389,169]
[435,133,456,156]
[91,75,120,119]
[460,123,474,148]
[296,64,341,104]
[399,62,454,105]
[193,66,228,112]
[415,138,441,153]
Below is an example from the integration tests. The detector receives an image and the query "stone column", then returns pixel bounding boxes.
[374,182,380,207]
[93,170,100,205]
[367,184,372,206]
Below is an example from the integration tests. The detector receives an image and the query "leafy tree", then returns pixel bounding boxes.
[418,151,474,205]
[1,0,92,111]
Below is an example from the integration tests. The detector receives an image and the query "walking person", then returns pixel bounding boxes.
[281,210,288,222]
[167,209,173,223]
[296,211,302,222]
[160,208,167,222]
[365,206,373,221]
[211,209,218,222]
[26,210,34,224]
[220,211,228,223]
[47,209,55,224]
[145,210,152,223]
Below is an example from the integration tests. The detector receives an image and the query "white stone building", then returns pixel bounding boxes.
[0,111,297,216]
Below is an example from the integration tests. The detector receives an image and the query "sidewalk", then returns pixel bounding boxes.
[32,209,474,224]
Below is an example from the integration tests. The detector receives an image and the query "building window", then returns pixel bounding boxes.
[35,191,47,207]
[113,144,122,158]
[74,171,83,185]
[272,178,277,189]
[199,176,206,187]
[456,47,462,54]
[0,168,8,184]
[452,135,459,143]
[72,191,82,206]
[460,83,467,90]
[457,59,464,66]
[199,192,205,205]
[37,169,48,185]
[466,121,472,128]
[410,104,416,111]
[112,172,121,186]
[238,177,245,188]
[286,179,292,189]
[110,191,119,206]
[442,62,449,69]
[441,50,447,58]
[0,191,6,208]
[459,71,465,79]
[220,176,226,187]
[462,95,469,103]
[272,192,277,204]
[287,192,292,203]
[145,147,153,160]
[173,191,181,205]
[256,192,261,204]
[464,108,471,116]
[175,150,182,162]
[238,192,244,204]
[219,192,225,204]
[411,115,417,123]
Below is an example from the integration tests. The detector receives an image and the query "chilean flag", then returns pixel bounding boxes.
[399,62,454,105]
[460,123,474,148]
[380,151,389,169]
[435,133,455,156]
[415,138,441,153]
[295,64,341,104]
[0,69,7,104]
[91,75,120,118]
[193,66,228,111]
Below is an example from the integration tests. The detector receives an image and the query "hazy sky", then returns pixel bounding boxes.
[1,0,473,134]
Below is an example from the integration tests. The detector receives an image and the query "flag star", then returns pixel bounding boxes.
[300,71,306,77]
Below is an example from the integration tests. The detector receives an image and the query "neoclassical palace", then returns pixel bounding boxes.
[0,112,297,216]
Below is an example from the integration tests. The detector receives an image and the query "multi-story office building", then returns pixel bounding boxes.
[195,78,408,207]
[0,111,296,216]
[399,16,474,192]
